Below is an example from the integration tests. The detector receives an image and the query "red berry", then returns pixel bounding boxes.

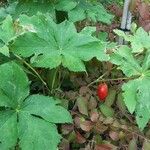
[97,83,108,101]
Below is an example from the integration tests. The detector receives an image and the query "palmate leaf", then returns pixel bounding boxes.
[0,2,17,22]
[55,0,77,11]
[110,45,150,130]
[18,114,61,150]
[0,15,23,57]
[0,62,72,150]
[0,15,15,56]
[11,13,109,72]
[110,45,142,77]
[0,111,17,150]
[4,0,112,24]
[123,77,150,130]
[1,0,77,22]
[15,0,54,17]
[14,0,76,18]
[114,27,150,52]
[68,0,113,23]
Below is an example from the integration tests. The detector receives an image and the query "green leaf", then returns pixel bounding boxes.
[0,62,29,108]
[142,51,150,71]
[128,138,137,150]
[130,28,150,52]
[114,27,150,53]
[122,80,138,114]
[0,2,17,22]
[76,97,88,116]
[18,114,61,150]
[112,26,150,130]
[55,0,77,11]
[110,45,142,77]
[0,62,72,149]
[15,0,77,18]
[0,15,15,44]
[80,26,96,36]
[15,0,54,17]
[142,140,150,150]
[21,95,72,123]
[113,29,130,41]
[116,93,127,113]
[0,111,17,150]
[68,0,113,24]
[0,45,9,57]
[97,31,108,41]
[0,15,15,56]
[11,14,109,72]
[99,104,114,117]
[0,15,22,56]
[104,88,116,107]
[122,77,150,130]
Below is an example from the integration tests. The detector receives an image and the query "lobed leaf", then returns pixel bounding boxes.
[11,14,109,72]
[0,62,72,149]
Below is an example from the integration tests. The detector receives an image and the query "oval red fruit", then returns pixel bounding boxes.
[97,83,108,101]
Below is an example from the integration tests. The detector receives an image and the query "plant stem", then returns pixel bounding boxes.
[15,54,50,92]
[87,68,140,87]
[51,68,58,91]
[87,66,116,87]
[100,76,136,82]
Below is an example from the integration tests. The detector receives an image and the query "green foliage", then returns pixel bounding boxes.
[114,27,150,52]
[0,0,113,24]
[110,46,142,77]
[0,2,17,22]
[111,27,150,130]
[0,15,16,56]
[68,0,113,23]
[0,62,72,149]
[11,14,109,72]
[15,0,55,17]
[100,0,124,7]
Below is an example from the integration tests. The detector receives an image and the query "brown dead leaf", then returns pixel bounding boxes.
[79,86,90,95]
[95,144,112,150]
[61,124,74,135]
[103,117,114,125]
[109,131,119,141]
[74,116,82,128]
[138,3,150,20]
[88,96,97,110]
[94,121,108,134]
[90,111,99,122]
[76,131,86,144]
[65,91,78,100]
[80,120,94,132]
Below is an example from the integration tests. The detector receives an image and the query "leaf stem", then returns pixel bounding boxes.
[87,66,116,87]
[51,68,58,91]
[87,66,139,87]
[14,54,50,92]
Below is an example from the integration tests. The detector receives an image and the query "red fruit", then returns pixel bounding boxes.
[97,83,108,101]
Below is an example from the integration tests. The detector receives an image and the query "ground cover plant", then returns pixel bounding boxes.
[0,0,150,149]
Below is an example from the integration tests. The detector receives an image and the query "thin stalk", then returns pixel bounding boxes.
[15,54,50,92]
[51,68,58,91]
[87,66,116,87]
[99,76,138,82]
